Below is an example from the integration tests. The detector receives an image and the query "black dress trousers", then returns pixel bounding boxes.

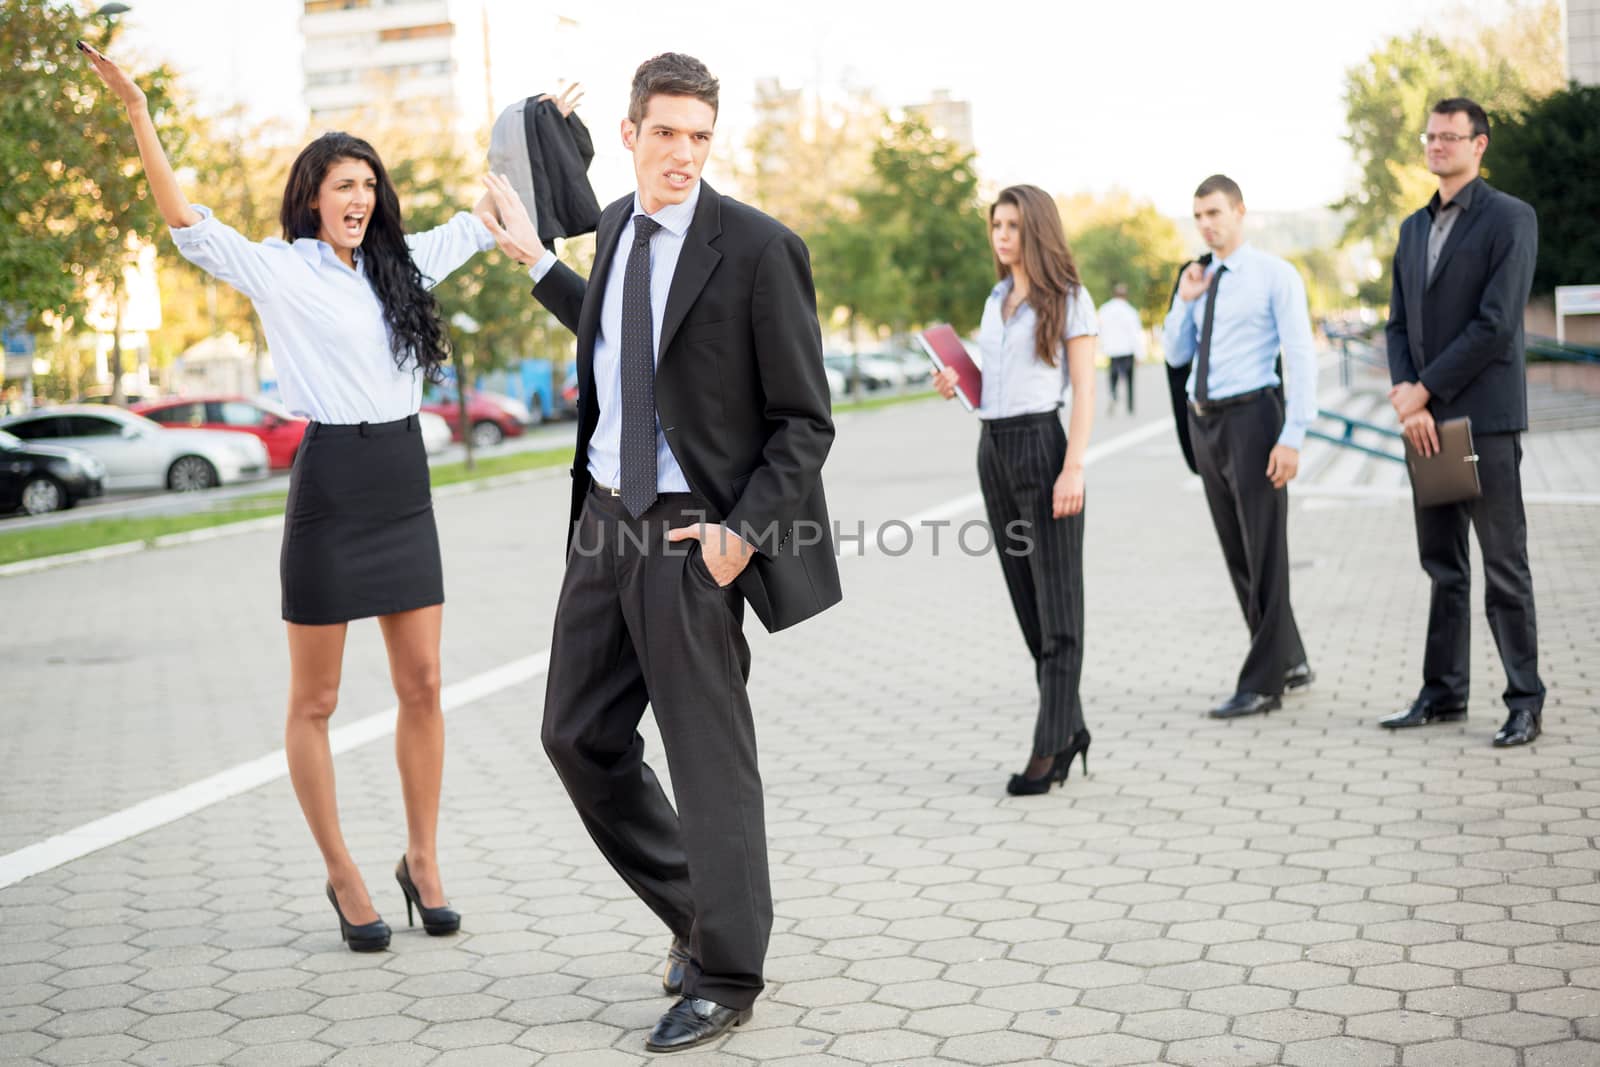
[1414,431,1544,713]
[1186,390,1307,695]
[540,488,770,1012]
[976,412,1087,758]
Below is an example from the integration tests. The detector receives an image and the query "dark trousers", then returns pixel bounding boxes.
[976,412,1087,757]
[541,488,770,1011]
[1414,431,1544,713]
[1107,356,1135,413]
[1187,390,1307,695]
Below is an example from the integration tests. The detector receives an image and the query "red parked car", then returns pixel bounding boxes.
[420,390,530,448]
[133,396,309,470]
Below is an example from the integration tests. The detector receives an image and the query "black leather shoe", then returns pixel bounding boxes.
[645,996,751,1053]
[662,936,691,996]
[1209,692,1281,719]
[1284,662,1315,691]
[1380,698,1468,729]
[1493,709,1541,747]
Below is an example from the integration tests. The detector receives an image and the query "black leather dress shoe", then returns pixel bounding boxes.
[1493,709,1541,747]
[662,936,691,996]
[1209,692,1281,719]
[1284,662,1315,691]
[645,996,751,1053]
[1380,698,1468,729]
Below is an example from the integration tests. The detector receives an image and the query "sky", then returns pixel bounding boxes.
[108,0,1532,217]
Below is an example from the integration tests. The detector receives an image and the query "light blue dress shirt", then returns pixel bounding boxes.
[1162,243,1318,449]
[530,184,698,493]
[974,279,1098,420]
[170,207,494,424]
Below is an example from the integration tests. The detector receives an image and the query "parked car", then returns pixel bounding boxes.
[823,352,907,392]
[133,395,309,470]
[417,410,451,455]
[72,391,151,406]
[890,348,934,386]
[823,365,847,399]
[0,405,269,492]
[420,390,530,448]
[0,428,105,515]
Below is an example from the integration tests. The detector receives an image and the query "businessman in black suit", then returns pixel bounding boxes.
[1381,97,1543,747]
[479,54,841,1052]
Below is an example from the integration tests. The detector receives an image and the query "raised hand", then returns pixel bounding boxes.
[1176,262,1210,303]
[476,173,543,266]
[542,82,584,117]
[78,42,146,111]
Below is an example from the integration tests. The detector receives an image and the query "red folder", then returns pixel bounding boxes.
[917,324,982,412]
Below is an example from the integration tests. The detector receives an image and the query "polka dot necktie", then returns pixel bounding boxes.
[620,215,662,518]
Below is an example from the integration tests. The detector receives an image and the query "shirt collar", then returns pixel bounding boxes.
[1429,176,1480,217]
[1214,242,1253,274]
[631,181,701,237]
[291,237,362,272]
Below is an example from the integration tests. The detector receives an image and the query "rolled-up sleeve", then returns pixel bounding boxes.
[1272,264,1319,450]
[406,212,496,289]
[169,206,276,302]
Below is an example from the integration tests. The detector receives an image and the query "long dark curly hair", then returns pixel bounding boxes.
[279,132,450,382]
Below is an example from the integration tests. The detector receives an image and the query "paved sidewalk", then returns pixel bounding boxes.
[2,385,1598,1066]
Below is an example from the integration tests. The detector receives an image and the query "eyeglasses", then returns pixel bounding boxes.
[1420,132,1479,146]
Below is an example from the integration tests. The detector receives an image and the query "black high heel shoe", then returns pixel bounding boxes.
[326,882,390,952]
[1005,730,1092,796]
[395,855,461,936]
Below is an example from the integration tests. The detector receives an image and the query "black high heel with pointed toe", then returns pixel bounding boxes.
[1005,729,1092,796]
[326,882,390,952]
[395,856,461,936]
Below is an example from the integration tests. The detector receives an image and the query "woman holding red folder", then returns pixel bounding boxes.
[934,184,1097,795]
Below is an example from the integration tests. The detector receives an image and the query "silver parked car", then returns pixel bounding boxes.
[0,405,270,492]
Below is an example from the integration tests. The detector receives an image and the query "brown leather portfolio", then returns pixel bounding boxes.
[1405,416,1482,507]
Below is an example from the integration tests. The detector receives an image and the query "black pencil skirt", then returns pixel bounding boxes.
[280,414,443,626]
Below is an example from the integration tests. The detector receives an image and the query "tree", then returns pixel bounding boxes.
[850,115,992,334]
[1,0,184,400]
[1336,2,1563,253]
[1489,85,1600,296]
[1055,193,1187,325]
[737,81,881,238]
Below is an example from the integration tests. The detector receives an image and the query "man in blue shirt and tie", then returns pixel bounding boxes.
[1164,174,1318,719]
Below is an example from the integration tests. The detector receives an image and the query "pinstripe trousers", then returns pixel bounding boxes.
[976,411,1087,758]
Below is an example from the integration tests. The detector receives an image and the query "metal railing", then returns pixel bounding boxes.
[1308,409,1405,463]
[1527,335,1600,364]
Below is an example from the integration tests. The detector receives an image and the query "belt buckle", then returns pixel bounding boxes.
[596,480,621,497]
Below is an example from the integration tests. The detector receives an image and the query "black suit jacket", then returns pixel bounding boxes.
[532,181,843,633]
[1386,178,1538,434]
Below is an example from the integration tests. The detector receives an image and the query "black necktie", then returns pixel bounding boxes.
[1194,264,1227,403]
[620,215,662,518]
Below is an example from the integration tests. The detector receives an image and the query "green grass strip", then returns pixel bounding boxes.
[835,389,938,413]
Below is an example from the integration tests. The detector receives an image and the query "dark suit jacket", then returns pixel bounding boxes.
[532,181,843,633]
[1386,178,1538,434]
[523,98,601,247]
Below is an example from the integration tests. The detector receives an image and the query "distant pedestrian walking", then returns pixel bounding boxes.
[1099,282,1145,415]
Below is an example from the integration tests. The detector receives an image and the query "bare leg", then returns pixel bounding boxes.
[377,604,448,908]
[284,621,379,923]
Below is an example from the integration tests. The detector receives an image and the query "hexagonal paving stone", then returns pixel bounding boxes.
[1233,1007,1343,1044]
[1281,1035,1396,1067]
[1165,1034,1281,1066]
[1402,1038,1517,1066]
